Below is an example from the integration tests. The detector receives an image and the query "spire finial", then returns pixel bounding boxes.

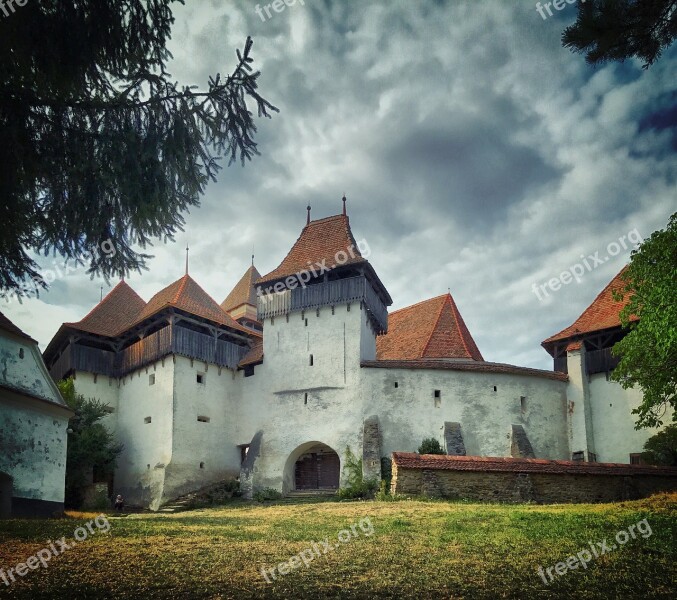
[342,194,347,216]
[252,244,255,266]
[185,244,189,275]
[306,205,311,225]
[100,286,104,302]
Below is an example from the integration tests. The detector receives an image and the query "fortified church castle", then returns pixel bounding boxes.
[40,199,666,509]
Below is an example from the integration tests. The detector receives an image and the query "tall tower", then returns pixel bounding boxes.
[255,201,391,386]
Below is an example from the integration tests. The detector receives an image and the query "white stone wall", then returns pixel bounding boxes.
[588,373,671,463]
[0,392,69,505]
[0,332,69,511]
[360,367,569,459]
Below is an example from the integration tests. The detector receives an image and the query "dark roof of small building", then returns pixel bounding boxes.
[64,280,146,338]
[0,311,36,343]
[238,340,263,368]
[258,214,367,284]
[391,453,677,476]
[362,359,568,381]
[377,294,483,361]
[221,265,261,313]
[543,266,638,350]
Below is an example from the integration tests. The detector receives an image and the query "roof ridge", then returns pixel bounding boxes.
[172,274,190,305]
[389,293,448,316]
[421,294,449,356]
[446,293,474,359]
[543,265,630,343]
[68,280,140,327]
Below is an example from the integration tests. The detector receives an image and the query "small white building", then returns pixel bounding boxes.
[0,312,72,517]
[41,203,670,508]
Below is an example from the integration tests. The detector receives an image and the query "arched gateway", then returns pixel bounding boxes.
[283,442,341,494]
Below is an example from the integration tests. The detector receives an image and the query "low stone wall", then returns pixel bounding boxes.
[391,453,677,503]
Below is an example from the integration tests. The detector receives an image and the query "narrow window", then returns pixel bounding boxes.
[144,416,152,424]
[434,390,441,408]
[197,415,210,423]
[434,390,441,398]
[19,348,24,359]
[520,396,526,412]
[493,385,497,392]
[149,374,155,385]
[239,444,250,465]
[629,453,644,465]
[305,318,308,327]
[394,381,398,388]
[196,373,205,384]
[304,392,308,405]
[309,354,314,366]
[199,462,205,469]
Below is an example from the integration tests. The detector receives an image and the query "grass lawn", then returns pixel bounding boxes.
[0,493,675,599]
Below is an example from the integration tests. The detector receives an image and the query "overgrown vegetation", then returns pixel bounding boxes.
[337,447,378,500]
[418,438,445,454]
[58,378,122,509]
[253,487,283,502]
[611,212,677,428]
[0,494,674,598]
[641,424,677,466]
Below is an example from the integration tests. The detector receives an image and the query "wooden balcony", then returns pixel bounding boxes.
[257,276,388,333]
[48,325,248,381]
[585,347,621,375]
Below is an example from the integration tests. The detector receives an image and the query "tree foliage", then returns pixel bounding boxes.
[562,0,677,69]
[418,438,445,455]
[0,0,277,299]
[611,212,677,428]
[58,378,123,508]
[641,424,677,465]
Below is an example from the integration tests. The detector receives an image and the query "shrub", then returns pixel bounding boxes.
[641,424,677,465]
[253,487,282,502]
[337,447,378,500]
[418,438,445,455]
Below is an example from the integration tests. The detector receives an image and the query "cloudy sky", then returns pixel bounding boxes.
[4,0,676,370]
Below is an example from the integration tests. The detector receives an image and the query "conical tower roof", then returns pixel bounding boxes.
[65,280,146,337]
[221,265,261,313]
[135,274,254,335]
[542,266,637,352]
[376,293,483,361]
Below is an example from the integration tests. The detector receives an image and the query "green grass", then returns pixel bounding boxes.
[0,494,675,599]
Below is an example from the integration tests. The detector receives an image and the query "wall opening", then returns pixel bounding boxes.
[197,415,210,423]
[283,442,341,494]
[0,472,12,519]
[144,416,152,424]
[196,373,205,384]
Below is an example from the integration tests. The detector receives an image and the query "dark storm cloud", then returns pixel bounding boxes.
[4,0,675,372]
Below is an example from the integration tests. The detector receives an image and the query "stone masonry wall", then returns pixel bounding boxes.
[392,467,677,503]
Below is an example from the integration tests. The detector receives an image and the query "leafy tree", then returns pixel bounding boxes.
[58,378,123,508]
[641,424,677,465]
[418,438,445,455]
[562,0,677,69]
[611,212,677,428]
[0,1,277,299]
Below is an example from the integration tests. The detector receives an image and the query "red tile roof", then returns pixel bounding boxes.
[135,274,258,336]
[0,311,36,343]
[543,267,637,346]
[392,452,677,477]
[238,339,263,367]
[362,359,568,381]
[221,265,261,313]
[65,280,146,337]
[376,294,483,361]
[258,215,366,285]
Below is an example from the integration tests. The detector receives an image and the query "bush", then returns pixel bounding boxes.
[418,438,445,455]
[641,424,677,465]
[337,447,378,500]
[253,487,282,502]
